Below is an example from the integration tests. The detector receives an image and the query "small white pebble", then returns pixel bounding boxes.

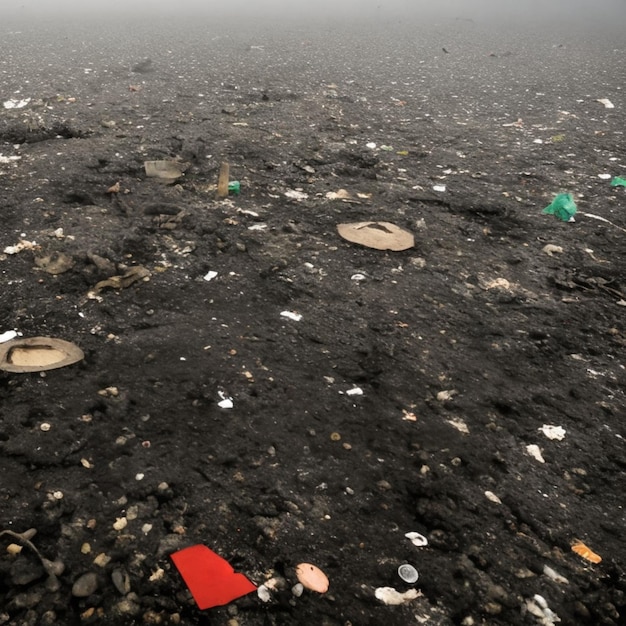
[40,422,51,432]
[135,473,145,481]
[113,517,128,531]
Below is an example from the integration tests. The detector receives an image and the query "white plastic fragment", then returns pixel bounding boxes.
[257,585,271,603]
[526,444,545,463]
[280,310,302,322]
[375,587,421,606]
[484,491,502,504]
[542,245,563,256]
[351,273,367,282]
[597,98,614,109]
[446,417,469,434]
[284,189,309,201]
[405,531,428,547]
[433,185,446,192]
[3,98,31,109]
[345,387,364,397]
[543,564,569,584]
[539,425,566,441]
[203,271,218,282]
[366,142,377,149]
[0,330,19,343]
[217,391,234,409]
[525,594,561,625]
[0,155,21,164]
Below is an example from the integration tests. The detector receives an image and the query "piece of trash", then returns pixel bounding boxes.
[405,531,428,547]
[525,594,560,626]
[170,545,256,610]
[446,417,469,434]
[217,162,230,197]
[542,193,577,222]
[351,273,367,282]
[436,389,457,402]
[581,212,626,234]
[0,337,84,373]
[106,182,120,194]
[89,265,150,297]
[280,311,302,322]
[284,189,309,201]
[526,444,545,463]
[598,174,612,180]
[3,98,31,109]
[432,184,446,192]
[345,387,364,397]
[34,252,74,275]
[542,244,563,256]
[3,240,38,255]
[0,330,19,344]
[397,564,419,584]
[543,564,569,584]
[217,391,234,409]
[325,189,351,200]
[571,541,602,564]
[375,587,421,606]
[366,142,377,149]
[539,425,566,441]
[380,145,394,151]
[0,155,21,164]
[596,98,614,109]
[337,222,414,251]
[610,176,626,187]
[291,583,304,597]
[257,585,271,602]
[228,181,241,195]
[144,160,187,182]
[295,563,329,593]
[484,491,502,504]
[203,271,218,282]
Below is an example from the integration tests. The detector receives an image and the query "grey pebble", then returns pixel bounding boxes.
[112,568,131,595]
[72,572,99,597]
[10,558,44,586]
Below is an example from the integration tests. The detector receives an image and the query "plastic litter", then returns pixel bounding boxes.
[405,531,428,547]
[3,98,30,109]
[375,587,421,606]
[170,545,256,610]
[284,189,309,201]
[596,98,614,109]
[337,222,414,251]
[571,541,602,564]
[0,330,19,344]
[526,444,545,463]
[525,594,560,626]
[144,160,186,182]
[598,173,612,180]
[295,563,329,593]
[0,337,84,373]
[217,391,234,409]
[610,176,626,187]
[397,564,419,583]
[433,184,446,192]
[228,181,241,195]
[542,193,577,222]
[203,271,218,282]
[280,310,302,322]
[539,425,566,441]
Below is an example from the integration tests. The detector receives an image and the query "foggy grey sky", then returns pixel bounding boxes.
[3,0,626,22]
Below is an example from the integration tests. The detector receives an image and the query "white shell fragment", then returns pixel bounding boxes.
[375,587,421,606]
[405,531,428,547]
[257,585,271,602]
[526,444,545,463]
[596,98,614,109]
[0,330,19,344]
[345,387,364,397]
[539,425,566,441]
[484,491,502,504]
[543,564,569,584]
[397,564,419,584]
[203,271,218,282]
[217,391,234,409]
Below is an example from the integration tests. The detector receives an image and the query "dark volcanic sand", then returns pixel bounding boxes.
[1,11,625,626]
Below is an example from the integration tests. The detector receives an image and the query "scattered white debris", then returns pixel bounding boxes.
[525,594,561,625]
[598,173,612,180]
[3,98,31,109]
[217,391,234,409]
[484,491,502,504]
[437,389,457,402]
[248,223,268,231]
[0,155,21,164]
[280,310,302,322]
[284,189,309,201]
[3,240,38,255]
[533,139,544,144]
[203,270,218,282]
[596,98,614,109]
[446,417,469,434]
[375,587,421,606]
[539,425,566,441]
[405,531,428,547]
[543,565,569,584]
[345,387,364,397]
[433,184,446,192]
[526,444,545,464]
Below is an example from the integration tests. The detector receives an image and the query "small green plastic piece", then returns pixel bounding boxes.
[542,193,577,222]
[610,176,626,188]
[228,181,241,195]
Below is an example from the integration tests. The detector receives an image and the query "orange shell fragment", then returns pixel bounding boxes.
[571,542,602,564]
[295,563,329,593]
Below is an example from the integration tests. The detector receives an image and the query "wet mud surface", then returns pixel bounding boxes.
[1,13,625,626]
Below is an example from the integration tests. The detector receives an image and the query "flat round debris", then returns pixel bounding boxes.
[337,221,414,251]
[0,337,84,373]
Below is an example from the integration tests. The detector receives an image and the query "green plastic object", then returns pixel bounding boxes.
[542,193,577,222]
[228,181,241,195]
[610,176,626,187]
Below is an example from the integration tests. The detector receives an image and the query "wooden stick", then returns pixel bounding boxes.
[217,162,230,198]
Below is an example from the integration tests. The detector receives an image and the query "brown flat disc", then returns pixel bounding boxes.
[337,221,414,251]
[0,337,84,373]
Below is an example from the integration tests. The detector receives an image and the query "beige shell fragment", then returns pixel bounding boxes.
[337,222,414,251]
[0,337,84,373]
[295,563,329,593]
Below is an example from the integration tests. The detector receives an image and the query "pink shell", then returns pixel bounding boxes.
[295,563,329,593]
